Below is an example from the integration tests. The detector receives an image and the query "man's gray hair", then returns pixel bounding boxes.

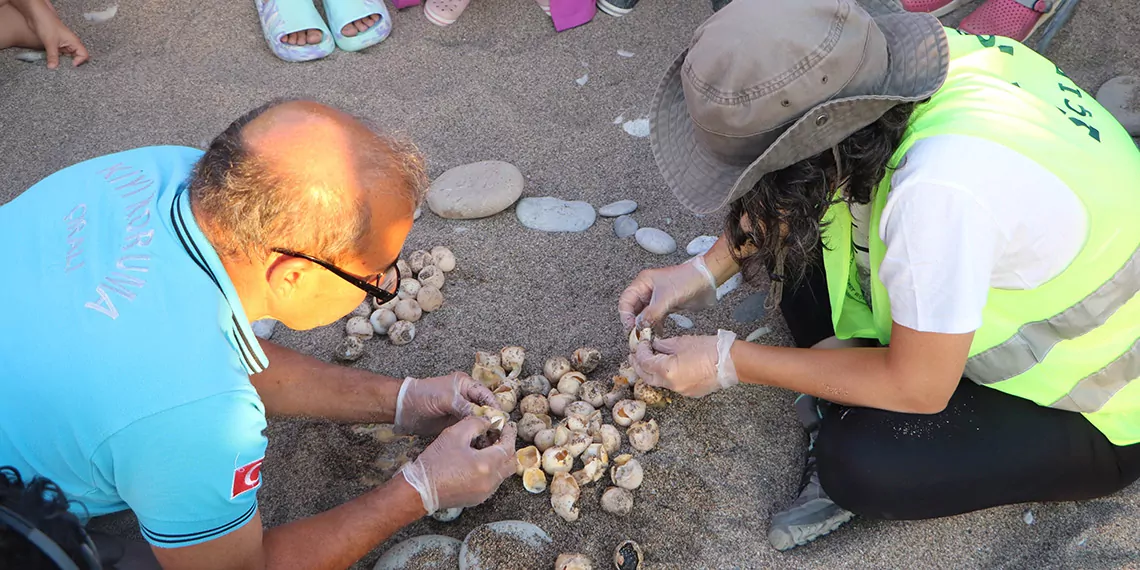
[187,99,428,265]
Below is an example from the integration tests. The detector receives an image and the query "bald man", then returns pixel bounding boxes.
[0,100,517,570]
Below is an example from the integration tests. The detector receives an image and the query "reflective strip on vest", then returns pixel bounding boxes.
[965,245,1140,410]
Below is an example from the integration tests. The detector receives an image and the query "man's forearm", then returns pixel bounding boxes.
[262,476,425,570]
[250,339,401,422]
[730,341,939,413]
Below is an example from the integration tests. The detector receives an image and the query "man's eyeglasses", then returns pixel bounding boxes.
[272,248,401,303]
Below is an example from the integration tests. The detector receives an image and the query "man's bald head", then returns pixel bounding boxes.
[189,99,427,265]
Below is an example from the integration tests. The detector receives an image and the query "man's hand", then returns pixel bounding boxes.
[400,417,517,514]
[16,0,90,68]
[618,256,719,331]
[395,373,497,435]
[631,330,740,398]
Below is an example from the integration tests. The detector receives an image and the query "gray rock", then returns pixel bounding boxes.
[668,314,694,329]
[374,535,462,570]
[599,200,638,217]
[1097,75,1140,136]
[733,291,769,323]
[614,215,638,238]
[251,318,277,340]
[516,197,596,232]
[426,161,524,219]
[635,227,676,254]
[460,521,553,570]
[686,235,718,256]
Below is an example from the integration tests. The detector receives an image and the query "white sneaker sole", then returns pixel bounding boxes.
[597,0,633,16]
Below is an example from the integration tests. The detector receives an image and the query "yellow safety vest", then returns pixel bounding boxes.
[820,28,1140,445]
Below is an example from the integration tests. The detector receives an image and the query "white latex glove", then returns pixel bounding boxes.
[395,373,497,436]
[618,255,719,331]
[631,330,739,398]
[400,417,517,515]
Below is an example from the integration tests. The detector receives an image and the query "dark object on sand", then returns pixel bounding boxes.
[613,540,643,570]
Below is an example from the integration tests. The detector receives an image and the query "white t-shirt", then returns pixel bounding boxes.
[860,134,1088,334]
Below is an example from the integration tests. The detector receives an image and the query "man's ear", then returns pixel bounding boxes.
[266,254,313,300]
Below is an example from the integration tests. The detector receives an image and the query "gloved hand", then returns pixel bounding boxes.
[400,417,517,515]
[618,255,719,331]
[631,330,739,398]
[395,373,497,436]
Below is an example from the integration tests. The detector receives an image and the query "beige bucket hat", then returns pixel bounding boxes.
[650,0,950,215]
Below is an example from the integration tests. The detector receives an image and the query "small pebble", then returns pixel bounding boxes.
[1023,509,1035,525]
[83,5,117,21]
[251,319,277,340]
[686,235,718,256]
[745,326,771,342]
[716,273,743,299]
[622,118,650,138]
[668,314,694,329]
[576,74,589,86]
[516,197,596,233]
[413,207,422,220]
[617,50,635,58]
[599,200,638,217]
[431,507,463,522]
[15,51,46,63]
[614,215,638,238]
[635,227,676,255]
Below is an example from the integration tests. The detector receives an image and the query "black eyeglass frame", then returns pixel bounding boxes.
[272,248,400,303]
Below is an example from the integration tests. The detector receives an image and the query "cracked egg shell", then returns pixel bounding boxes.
[388,320,416,345]
[522,467,547,494]
[555,553,593,570]
[370,308,397,335]
[541,446,573,475]
[472,362,507,390]
[398,278,421,300]
[565,400,596,418]
[543,356,573,382]
[601,486,633,517]
[519,394,549,416]
[408,250,433,275]
[430,246,456,272]
[565,430,593,458]
[548,391,576,416]
[628,327,653,352]
[346,316,374,339]
[610,455,644,490]
[556,372,585,398]
[417,264,445,289]
[570,348,602,373]
[335,336,365,362]
[634,380,667,408]
[551,490,580,523]
[612,400,646,427]
[394,299,422,323]
[500,346,525,378]
[494,385,517,413]
[578,381,606,408]
[416,285,443,312]
[515,446,540,476]
[599,425,622,455]
[627,419,659,452]
[518,413,552,442]
[613,540,643,570]
[520,374,551,397]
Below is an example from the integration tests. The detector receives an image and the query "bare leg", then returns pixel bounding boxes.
[0,3,40,50]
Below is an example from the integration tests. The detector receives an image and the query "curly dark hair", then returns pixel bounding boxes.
[0,466,95,569]
[724,101,921,302]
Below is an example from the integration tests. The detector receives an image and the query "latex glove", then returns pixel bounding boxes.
[631,330,739,398]
[20,0,90,69]
[618,255,719,331]
[400,417,517,515]
[395,373,497,436]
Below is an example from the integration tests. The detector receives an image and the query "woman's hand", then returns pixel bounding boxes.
[630,330,740,398]
[15,0,90,68]
[618,256,719,331]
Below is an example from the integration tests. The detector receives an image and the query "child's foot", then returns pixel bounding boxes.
[268,0,381,45]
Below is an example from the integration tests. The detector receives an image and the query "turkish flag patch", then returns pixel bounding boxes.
[231,458,264,499]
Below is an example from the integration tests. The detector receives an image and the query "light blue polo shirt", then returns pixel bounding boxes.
[0,146,271,548]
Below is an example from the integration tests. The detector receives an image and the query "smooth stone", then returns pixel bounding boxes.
[251,318,277,340]
[614,215,638,238]
[716,273,743,300]
[668,314,694,329]
[733,290,769,323]
[599,200,638,217]
[622,118,650,138]
[374,535,463,570]
[635,227,676,254]
[460,521,553,570]
[516,197,596,232]
[686,235,718,256]
[426,160,524,220]
[1096,75,1140,136]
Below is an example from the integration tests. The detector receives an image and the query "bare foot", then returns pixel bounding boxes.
[266,0,382,45]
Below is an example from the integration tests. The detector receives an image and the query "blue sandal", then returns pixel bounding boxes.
[256,0,336,62]
[325,0,393,52]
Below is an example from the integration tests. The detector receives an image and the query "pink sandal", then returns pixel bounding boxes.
[424,0,470,26]
[959,0,1065,42]
[391,0,420,9]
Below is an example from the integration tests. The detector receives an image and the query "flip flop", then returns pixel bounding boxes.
[325,0,393,52]
[255,0,336,63]
[959,0,1066,42]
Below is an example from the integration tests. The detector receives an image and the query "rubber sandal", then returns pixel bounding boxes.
[550,0,596,31]
[959,0,1065,42]
[325,0,392,52]
[391,0,420,9]
[535,0,551,17]
[255,0,335,62]
[900,0,971,17]
[424,0,470,26]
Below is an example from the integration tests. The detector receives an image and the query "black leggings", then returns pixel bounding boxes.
[779,259,1140,520]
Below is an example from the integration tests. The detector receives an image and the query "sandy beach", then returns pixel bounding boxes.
[2,0,1138,567]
